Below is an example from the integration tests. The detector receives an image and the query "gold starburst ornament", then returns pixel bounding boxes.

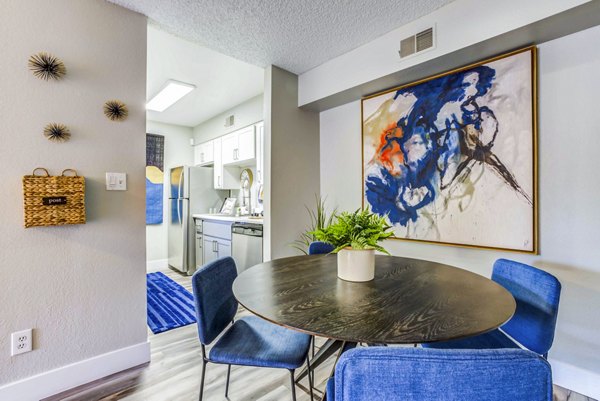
[103,100,128,121]
[43,123,71,142]
[28,52,66,81]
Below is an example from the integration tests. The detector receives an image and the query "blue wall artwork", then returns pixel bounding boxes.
[362,47,536,252]
[146,133,165,225]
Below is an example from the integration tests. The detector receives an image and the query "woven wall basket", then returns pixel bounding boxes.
[22,168,86,228]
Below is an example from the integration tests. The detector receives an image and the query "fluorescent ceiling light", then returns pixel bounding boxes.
[146,80,195,112]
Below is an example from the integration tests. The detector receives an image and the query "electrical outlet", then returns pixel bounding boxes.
[11,329,32,356]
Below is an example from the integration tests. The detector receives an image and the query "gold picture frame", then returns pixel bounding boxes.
[361,46,539,254]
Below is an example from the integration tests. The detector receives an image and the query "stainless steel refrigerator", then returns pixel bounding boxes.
[168,166,226,275]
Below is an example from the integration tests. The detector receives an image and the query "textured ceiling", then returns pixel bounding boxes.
[109,0,454,74]
[146,26,263,127]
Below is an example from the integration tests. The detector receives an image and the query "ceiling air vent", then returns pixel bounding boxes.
[400,36,416,58]
[399,27,434,59]
[224,114,234,127]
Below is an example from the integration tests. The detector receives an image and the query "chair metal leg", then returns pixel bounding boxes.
[311,336,315,384]
[306,355,314,401]
[199,360,207,401]
[289,369,297,401]
[225,364,231,397]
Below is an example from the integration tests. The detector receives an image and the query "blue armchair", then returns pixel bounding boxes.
[423,258,561,357]
[192,257,313,401]
[327,347,552,401]
[308,241,335,255]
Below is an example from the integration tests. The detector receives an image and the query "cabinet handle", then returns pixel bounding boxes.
[200,152,204,162]
[213,240,218,253]
[218,176,221,187]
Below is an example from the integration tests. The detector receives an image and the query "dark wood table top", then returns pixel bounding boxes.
[233,254,516,344]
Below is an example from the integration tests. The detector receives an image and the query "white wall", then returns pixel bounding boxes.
[264,66,321,260]
[319,25,600,398]
[193,94,263,143]
[146,121,194,264]
[299,0,590,107]
[0,0,148,396]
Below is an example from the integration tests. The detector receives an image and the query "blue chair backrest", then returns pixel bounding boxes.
[333,347,552,401]
[492,259,561,355]
[309,241,335,255]
[191,256,239,345]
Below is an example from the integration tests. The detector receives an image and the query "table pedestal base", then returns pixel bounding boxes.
[296,339,357,400]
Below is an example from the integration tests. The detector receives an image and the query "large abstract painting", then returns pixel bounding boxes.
[362,47,536,252]
[146,133,165,225]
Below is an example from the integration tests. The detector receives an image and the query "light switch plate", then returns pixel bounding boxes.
[105,172,127,191]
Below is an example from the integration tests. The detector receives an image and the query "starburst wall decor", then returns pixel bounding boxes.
[103,100,128,121]
[28,52,66,81]
[43,123,71,142]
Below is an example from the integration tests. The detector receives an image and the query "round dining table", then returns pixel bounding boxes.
[232,254,516,391]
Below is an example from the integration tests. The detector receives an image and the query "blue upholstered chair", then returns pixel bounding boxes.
[192,257,314,401]
[308,241,335,255]
[423,259,562,358]
[326,347,552,401]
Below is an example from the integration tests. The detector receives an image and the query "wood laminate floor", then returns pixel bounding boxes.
[43,268,595,401]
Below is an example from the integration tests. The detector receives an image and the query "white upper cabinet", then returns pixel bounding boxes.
[222,126,255,166]
[194,140,214,166]
[237,126,255,161]
[255,122,264,184]
[221,132,238,165]
[213,137,240,190]
[213,137,223,188]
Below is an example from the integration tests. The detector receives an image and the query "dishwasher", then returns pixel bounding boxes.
[231,222,263,274]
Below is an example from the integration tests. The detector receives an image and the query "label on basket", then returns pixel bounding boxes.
[42,196,67,206]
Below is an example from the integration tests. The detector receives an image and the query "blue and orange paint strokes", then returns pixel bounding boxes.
[362,49,535,250]
[146,166,163,224]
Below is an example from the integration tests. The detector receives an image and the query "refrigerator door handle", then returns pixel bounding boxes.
[178,168,184,199]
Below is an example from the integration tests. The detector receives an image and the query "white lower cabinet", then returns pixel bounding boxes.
[203,235,232,263]
[201,220,233,263]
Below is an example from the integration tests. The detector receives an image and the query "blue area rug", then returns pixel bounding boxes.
[147,272,197,334]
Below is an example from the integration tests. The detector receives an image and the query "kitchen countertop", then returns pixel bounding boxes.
[193,214,263,225]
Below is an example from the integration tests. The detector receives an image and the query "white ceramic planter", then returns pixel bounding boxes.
[337,248,375,282]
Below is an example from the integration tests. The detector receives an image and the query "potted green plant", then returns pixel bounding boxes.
[312,208,393,282]
[291,195,337,255]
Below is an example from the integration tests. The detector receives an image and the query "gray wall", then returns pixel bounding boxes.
[319,25,600,398]
[0,0,147,386]
[264,66,320,259]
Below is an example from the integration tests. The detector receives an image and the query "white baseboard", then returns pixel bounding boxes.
[550,358,600,399]
[146,258,168,272]
[0,341,150,401]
